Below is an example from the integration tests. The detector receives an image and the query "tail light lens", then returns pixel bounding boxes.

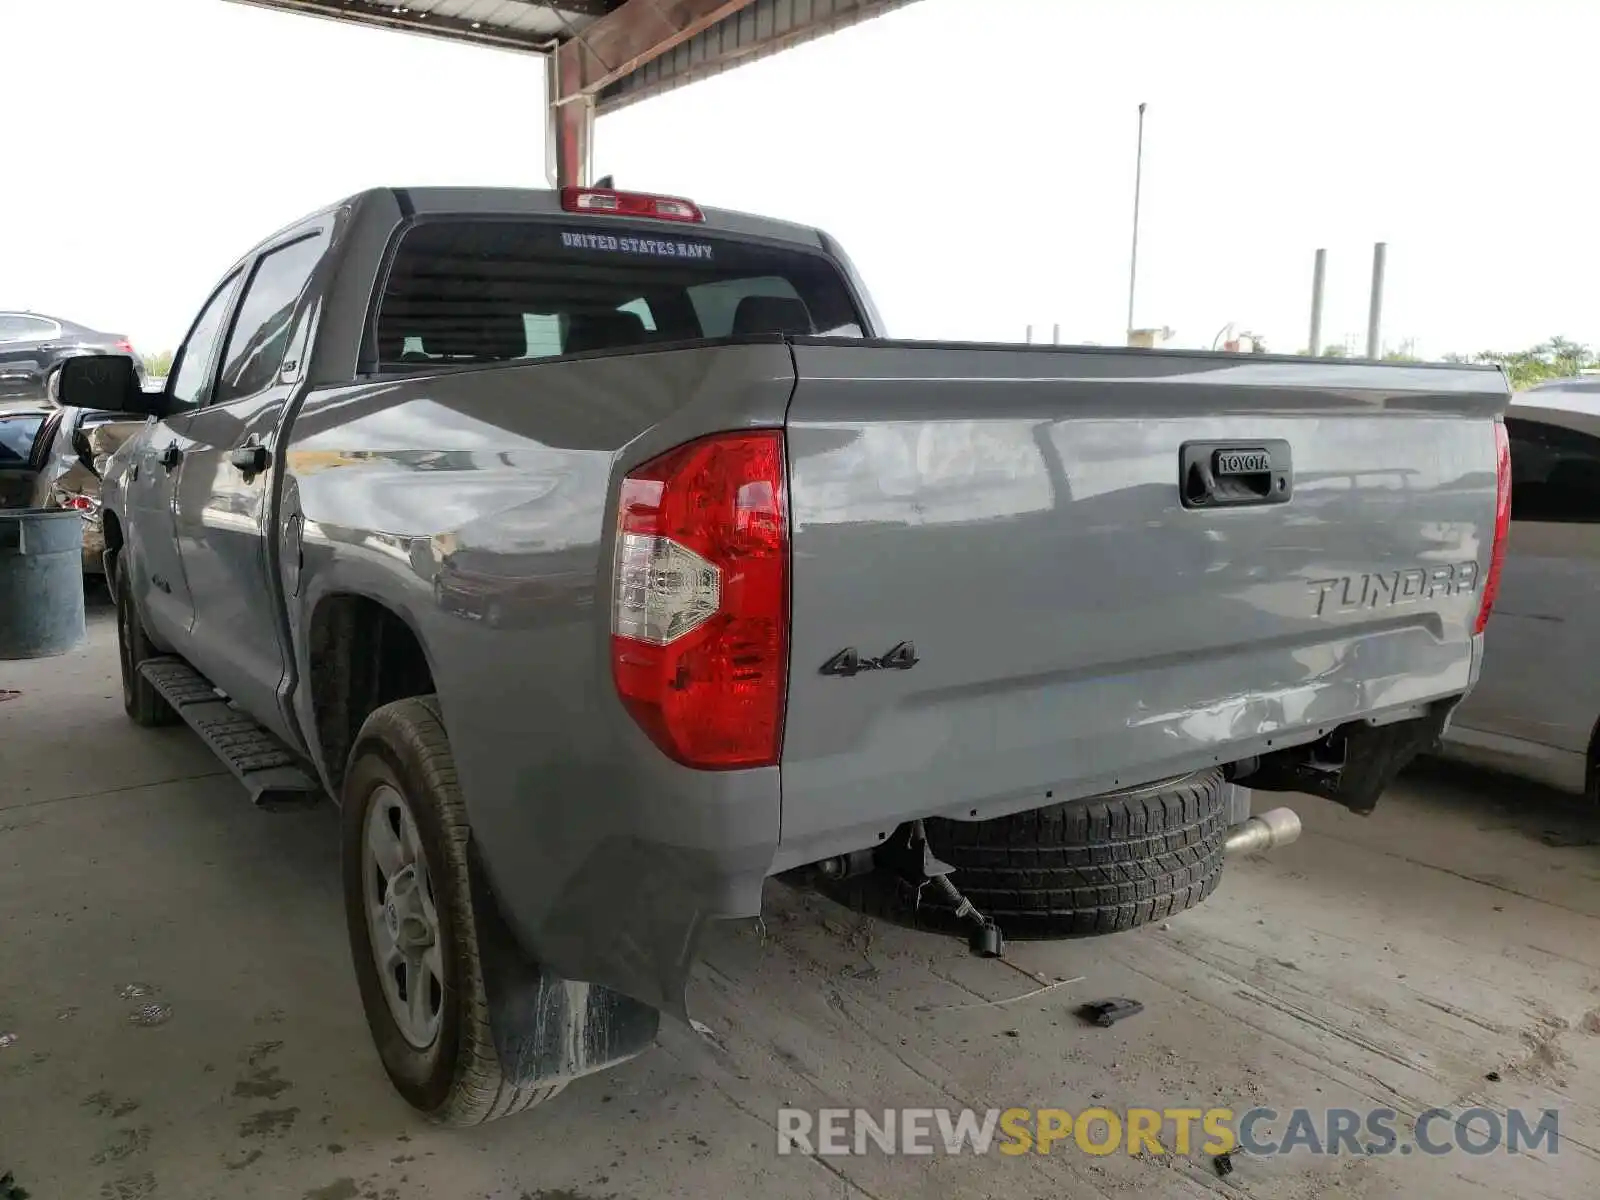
[610,431,789,769]
[1474,420,1511,636]
[113,338,135,354]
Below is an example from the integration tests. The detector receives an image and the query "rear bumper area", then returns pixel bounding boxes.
[470,641,1469,1020]
[772,626,1474,874]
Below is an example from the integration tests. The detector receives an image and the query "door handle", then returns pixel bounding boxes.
[1180,440,1293,509]
[158,442,181,471]
[229,444,270,475]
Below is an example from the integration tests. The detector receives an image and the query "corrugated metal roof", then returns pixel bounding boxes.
[230,0,623,55]
[598,0,917,112]
[229,0,922,106]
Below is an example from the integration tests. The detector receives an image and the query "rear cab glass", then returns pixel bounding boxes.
[373,218,865,369]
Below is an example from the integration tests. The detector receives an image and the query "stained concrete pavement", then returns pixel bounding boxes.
[3,608,1599,1199]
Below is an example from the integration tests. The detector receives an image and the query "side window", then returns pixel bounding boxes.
[214,232,328,404]
[0,315,57,343]
[1505,416,1600,524]
[524,314,563,359]
[169,274,246,410]
[616,298,657,332]
[687,276,804,338]
[0,414,45,464]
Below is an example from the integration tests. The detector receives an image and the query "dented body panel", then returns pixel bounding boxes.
[774,342,1508,872]
[280,344,796,1017]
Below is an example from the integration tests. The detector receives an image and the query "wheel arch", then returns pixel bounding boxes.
[306,591,439,796]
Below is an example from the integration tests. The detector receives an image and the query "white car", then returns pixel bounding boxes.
[1442,376,1600,797]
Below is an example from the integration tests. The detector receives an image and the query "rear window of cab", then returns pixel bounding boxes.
[374,218,865,369]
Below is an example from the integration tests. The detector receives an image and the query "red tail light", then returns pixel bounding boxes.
[113,338,135,354]
[610,431,789,769]
[561,186,704,223]
[1474,420,1511,636]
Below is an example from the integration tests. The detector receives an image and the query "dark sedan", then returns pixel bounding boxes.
[0,311,147,404]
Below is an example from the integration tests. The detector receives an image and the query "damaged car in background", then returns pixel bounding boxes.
[58,183,1512,1127]
[23,405,148,574]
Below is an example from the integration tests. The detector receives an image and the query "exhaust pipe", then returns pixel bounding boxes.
[1224,806,1302,857]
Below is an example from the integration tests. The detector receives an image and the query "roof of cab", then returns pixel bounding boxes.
[226,185,827,291]
[389,186,827,249]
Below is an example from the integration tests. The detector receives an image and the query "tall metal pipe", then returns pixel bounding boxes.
[1126,102,1147,344]
[1366,242,1387,359]
[1308,248,1327,356]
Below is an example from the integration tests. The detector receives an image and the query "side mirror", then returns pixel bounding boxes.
[56,355,166,418]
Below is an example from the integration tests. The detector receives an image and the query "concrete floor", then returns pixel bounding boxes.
[3,607,1600,1200]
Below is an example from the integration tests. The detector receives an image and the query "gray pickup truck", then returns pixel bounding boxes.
[59,184,1512,1126]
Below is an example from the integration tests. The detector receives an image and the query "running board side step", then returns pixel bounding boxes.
[138,657,324,811]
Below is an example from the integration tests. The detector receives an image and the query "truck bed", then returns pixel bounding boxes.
[774,340,1505,868]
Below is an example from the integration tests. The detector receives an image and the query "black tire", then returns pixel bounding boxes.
[114,558,177,727]
[824,769,1228,939]
[341,696,563,1126]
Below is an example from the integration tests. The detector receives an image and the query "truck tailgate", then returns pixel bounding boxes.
[775,341,1507,868]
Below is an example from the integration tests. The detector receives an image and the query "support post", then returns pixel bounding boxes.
[1308,248,1326,357]
[546,0,757,190]
[1366,242,1387,360]
[1126,102,1147,344]
[548,55,594,190]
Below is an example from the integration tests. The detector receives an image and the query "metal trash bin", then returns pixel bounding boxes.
[0,508,87,659]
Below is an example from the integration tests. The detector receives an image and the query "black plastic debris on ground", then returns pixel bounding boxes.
[1,1170,31,1200]
[1213,1152,1234,1177]
[1078,998,1144,1027]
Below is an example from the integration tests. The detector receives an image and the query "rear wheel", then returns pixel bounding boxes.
[114,559,177,727]
[341,696,563,1125]
[823,769,1228,938]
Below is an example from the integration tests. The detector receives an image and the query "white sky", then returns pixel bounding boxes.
[2,0,1594,359]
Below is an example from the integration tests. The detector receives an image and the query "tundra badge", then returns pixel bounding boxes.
[1309,562,1480,616]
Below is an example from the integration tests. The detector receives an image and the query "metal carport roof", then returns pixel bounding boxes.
[231,0,919,184]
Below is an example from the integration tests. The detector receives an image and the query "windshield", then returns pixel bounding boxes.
[373,217,864,368]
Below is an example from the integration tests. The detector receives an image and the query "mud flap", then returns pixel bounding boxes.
[467,845,661,1087]
[1248,706,1452,816]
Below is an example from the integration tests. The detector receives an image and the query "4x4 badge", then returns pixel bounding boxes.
[819,641,919,678]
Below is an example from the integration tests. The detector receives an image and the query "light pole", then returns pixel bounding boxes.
[1366,242,1387,359]
[1126,102,1147,344]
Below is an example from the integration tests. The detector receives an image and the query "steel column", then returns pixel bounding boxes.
[549,84,594,189]
[546,0,758,186]
[1366,242,1387,360]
